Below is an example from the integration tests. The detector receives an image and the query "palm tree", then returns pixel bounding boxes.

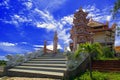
[112,0,120,19]
[75,42,103,80]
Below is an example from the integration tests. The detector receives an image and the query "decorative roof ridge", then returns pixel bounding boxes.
[89,17,105,25]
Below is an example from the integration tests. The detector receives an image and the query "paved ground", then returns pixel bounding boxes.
[0,76,60,80]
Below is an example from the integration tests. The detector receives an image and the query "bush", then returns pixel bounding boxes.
[102,46,114,58]
[75,71,120,80]
[0,60,6,66]
[75,71,107,80]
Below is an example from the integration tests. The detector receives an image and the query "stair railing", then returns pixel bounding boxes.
[6,50,43,67]
[65,52,89,71]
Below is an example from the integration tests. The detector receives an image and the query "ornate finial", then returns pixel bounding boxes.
[54,31,57,39]
[106,21,109,26]
[111,23,117,29]
[80,7,82,10]
[89,16,93,22]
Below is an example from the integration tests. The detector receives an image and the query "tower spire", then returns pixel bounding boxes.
[53,31,58,54]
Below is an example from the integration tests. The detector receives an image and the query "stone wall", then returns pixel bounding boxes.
[92,60,120,72]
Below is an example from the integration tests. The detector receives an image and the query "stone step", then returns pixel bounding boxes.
[8,68,64,77]
[32,58,66,61]
[7,53,67,79]
[37,57,65,59]
[14,66,67,72]
[39,55,65,57]
[27,61,66,64]
[22,63,66,68]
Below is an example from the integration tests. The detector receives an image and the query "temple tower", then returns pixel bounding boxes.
[53,31,58,54]
[70,8,92,51]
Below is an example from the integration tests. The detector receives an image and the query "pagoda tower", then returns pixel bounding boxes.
[70,8,92,51]
[53,31,58,54]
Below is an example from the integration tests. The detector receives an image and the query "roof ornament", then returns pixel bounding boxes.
[89,16,93,22]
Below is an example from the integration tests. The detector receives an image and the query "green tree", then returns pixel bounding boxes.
[112,0,120,36]
[75,42,103,80]
[112,0,120,19]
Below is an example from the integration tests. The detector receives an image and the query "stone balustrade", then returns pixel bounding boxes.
[65,51,88,70]
[6,50,43,67]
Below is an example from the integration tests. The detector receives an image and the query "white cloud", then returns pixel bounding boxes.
[33,45,43,51]
[115,38,120,46]
[34,48,41,51]
[36,22,56,30]
[34,45,43,48]
[0,42,16,46]
[84,5,113,22]
[46,0,67,11]
[0,0,10,9]
[61,15,73,25]
[47,43,62,50]
[67,46,71,51]
[33,43,62,51]
[12,14,32,23]
[0,56,6,60]
[0,45,29,53]
[32,8,73,45]
[32,0,66,12]
[0,42,29,53]
[106,15,112,21]
[3,14,32,26]
[23,1,33,9]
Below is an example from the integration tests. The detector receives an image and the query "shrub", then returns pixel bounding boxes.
[75,71,120,80]
[0,60,6,66]
[102,46,114,58]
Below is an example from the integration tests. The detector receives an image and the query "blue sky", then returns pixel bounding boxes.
[0,0,120,60]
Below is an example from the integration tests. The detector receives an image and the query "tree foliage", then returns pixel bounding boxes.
[112,0,120,19]
[74,42,103,59]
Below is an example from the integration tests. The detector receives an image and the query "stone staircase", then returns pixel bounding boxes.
[92,60,120,72]
[7,53,67,79]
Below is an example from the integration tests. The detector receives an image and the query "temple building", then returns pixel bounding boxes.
[115,46,120,53]
[88,18,116,50]
[70,8,116,52]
